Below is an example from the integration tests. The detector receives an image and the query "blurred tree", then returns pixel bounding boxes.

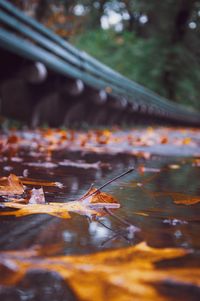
[135,0,197,100]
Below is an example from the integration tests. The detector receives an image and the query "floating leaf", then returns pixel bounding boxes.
[0,187,120,219]
[182,137,191,145]
[132,209,200,222]
[81,187,119,205]
[0,202,75,219]
[160,136,168,144]
[0,242,198,301]
[147,191,200,205]
[171,192,200,205]
[0,174,24,196]
[21,177,63,188]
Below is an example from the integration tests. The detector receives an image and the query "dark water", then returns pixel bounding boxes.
[0,150,200,300]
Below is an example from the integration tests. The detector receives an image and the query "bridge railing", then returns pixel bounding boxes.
[0,0,200,125]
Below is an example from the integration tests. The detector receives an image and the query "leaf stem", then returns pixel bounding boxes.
[77,167,134,202]
[96,167,134,192]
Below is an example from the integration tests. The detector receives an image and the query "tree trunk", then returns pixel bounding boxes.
[172,0,196,43]
[35,0,49,21]
[163,0,196,100]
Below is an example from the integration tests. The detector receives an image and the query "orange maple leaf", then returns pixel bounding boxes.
[0,242,197,301]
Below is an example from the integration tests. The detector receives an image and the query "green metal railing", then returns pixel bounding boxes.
[0,0,199,125]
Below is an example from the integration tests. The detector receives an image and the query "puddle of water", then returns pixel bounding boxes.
[0,146,200,300]
[0,151,199,253]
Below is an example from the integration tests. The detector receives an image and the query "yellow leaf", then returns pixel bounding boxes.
[0,243,197,301]
[0,188,120,218]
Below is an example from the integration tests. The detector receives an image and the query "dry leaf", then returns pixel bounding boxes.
[0,174,24,196]
[182,137,191,145]
[148,191,200,205]
[171,192,200,205]
[21,177,63,188]
[160,136,168,144]
[0,242,198,301]
[81,188,119,206]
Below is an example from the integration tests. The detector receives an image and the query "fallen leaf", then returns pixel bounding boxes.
[0,174,24,196]
[131,209,200,222]
[0,127,199,158]
[0,242,198,301]
[182,137,191,145]
[192,158,200,167]
[147,191,200,205]
[80,187,118,205]
[21,177,63,188]
[160,136,168,144]
[7,135,19,144]
[172,192,200,205]
[0,200,109,219]
[0,188,120,219]
[0,202,72,219]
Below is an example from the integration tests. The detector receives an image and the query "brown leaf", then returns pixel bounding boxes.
[21,177,63,188]
[81,188,118,204]
[0,242,198,301]
[0,174,24,196]
[148,191,200,205]
[172,192,200,205]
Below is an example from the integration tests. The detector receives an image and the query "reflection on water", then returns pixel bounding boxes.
[0,150,200,300]
[0,152,199,252]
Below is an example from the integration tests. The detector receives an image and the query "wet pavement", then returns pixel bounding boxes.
[0,127,199,300]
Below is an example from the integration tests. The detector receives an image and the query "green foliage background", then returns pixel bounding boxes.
[72,29,200,111]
